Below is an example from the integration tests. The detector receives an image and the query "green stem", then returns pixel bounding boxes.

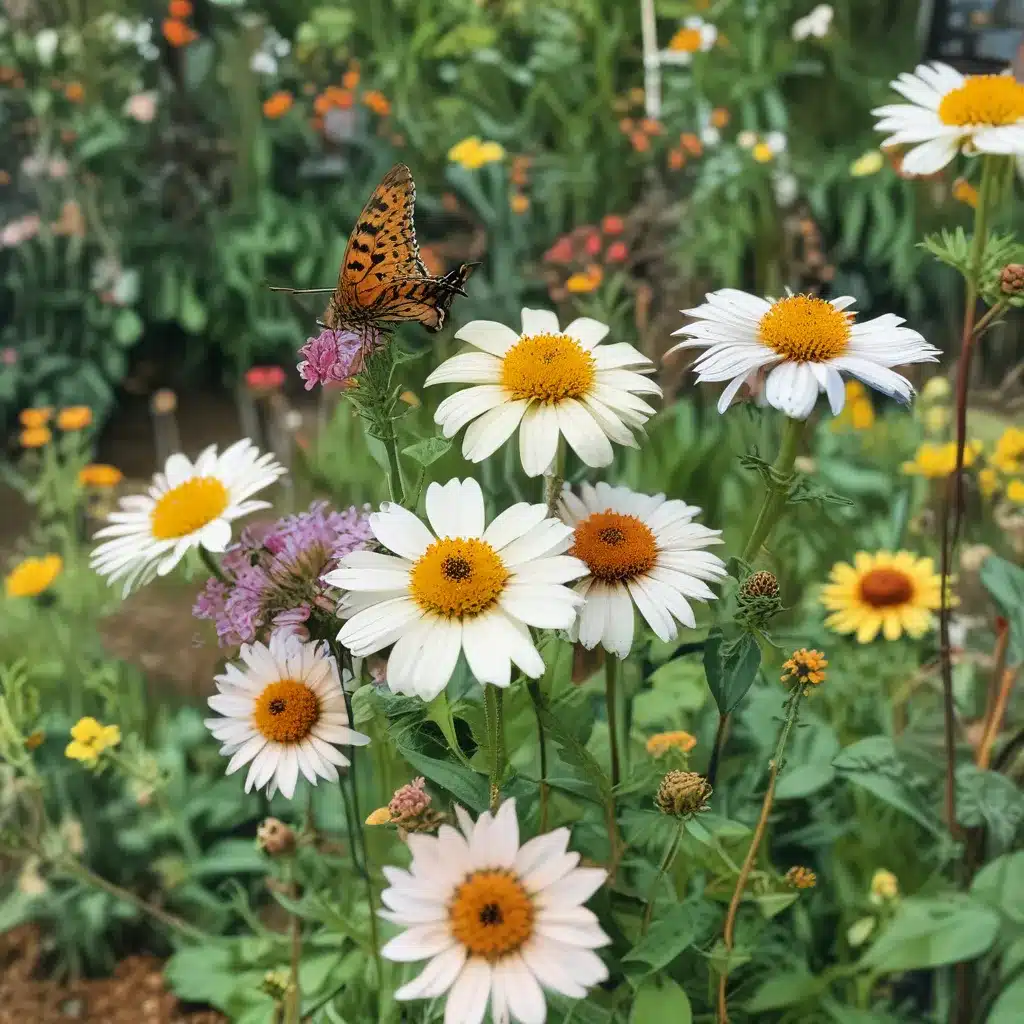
[605,657,621,789]
[641,821,684,935]
[527,680,550,831]
[283,860,302,1024]
[382,425,406,506]
[484,685,506,812]
[740,416,805,564]
[199,546,229,583]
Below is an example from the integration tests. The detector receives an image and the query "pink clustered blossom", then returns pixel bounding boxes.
[388,777,431,821]
[297,327,380,390]
[193,501,374,646]
[1,214,41,248]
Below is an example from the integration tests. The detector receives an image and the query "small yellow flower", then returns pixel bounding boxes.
[902,441,982,478]
[781,648,828,687]
[785,866,817,889]
[65,717,120,765]
[646,730,697,757]
[510,193,530,214]
[978,467,998,498]
[365,806,393,826]
[991,427,1024,475]
[565,265,603,293]
[1008,479,1024,504]
[922,406,950,435]
[18,407,52,428]
[78,463,124,487]
[752,142,774,163]
[952,178,978,208]
[447,137,505,170]
[4,554,62,598]
[20,426,51,448]
[56,405,92,430]
[921,377,950,402]
[831,381,875,432]
[869,868,899,903]
[850,150,884,177]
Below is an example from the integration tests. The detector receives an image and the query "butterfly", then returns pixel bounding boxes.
[273,164,476,335]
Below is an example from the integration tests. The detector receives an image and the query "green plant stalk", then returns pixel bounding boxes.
[717,684,805,1024]
[484,684,506,812]
[605,656,621,789]
[199,546,229,583]
[640,820,684,935]
[284,859,302,1024]
[382,424,406,506]
[527,680,550,831]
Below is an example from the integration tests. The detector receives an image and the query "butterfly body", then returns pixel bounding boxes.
[323,163,476,335]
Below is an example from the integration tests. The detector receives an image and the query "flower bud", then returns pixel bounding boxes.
[737,570,782,627]
[655,770,712,817]
[1000,263,1024,296]
[785,865,817,889]
[256,817,296,857]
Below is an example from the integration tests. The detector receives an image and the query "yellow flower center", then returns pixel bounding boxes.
[4,554,62,598]
[449,870,535,960]
[669,27,702,52]
[253,680,321,743]
[501,333,596,403]
[571,511,657,581]
[757,295,851,362]
[937,75,1024,127]
[858,568,914,608]
[150,477,230,540]
[409,538,510,618]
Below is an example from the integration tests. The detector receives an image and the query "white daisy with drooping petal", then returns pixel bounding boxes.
[873,62,1024,175]
[325,478,588,700]
[204,630,369,799]
[559,482,727,658]
[425,308,661,477]
[91,438,286,596]
[380,799,610,1024]
[666,289,940,420]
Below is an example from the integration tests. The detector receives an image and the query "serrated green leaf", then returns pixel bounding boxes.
[703,628,761,715]
[402,435,452,468]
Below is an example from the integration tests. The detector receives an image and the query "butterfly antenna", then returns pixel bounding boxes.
[267,285,337,294]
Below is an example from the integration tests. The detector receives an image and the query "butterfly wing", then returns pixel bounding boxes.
[324,164,473,333]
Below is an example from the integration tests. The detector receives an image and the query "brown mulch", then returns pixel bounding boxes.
[0,926,226,1024]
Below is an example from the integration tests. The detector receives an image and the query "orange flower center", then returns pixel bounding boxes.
[501,332,596,402]
[409,538,510,618]
[253,680,320,743]
[571,511,657,581]
[937,75,1024,127]
[758,295,851,362]
[858,568,914,608]
[449,870,535,960]
[150,477,229,540]
[669,27,702,52]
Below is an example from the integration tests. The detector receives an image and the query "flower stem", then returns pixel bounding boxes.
[382,425,406,506]
[527,680,550,831]
[740,415,805,563]
[284,860,302,1024]
[605,656,621,789]
[717,685,805,1024]
[484,685,506,812]
[199,546,228,583]
[641,820,684,935]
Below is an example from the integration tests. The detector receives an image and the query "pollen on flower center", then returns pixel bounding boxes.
[448,869,535,960]
[253,679,321,743]
[409,537,510,618]
[858,567,914,607]
[571,510,658,581]
[500,332,597,403]
[937,75,1024,127]
[758,295,852,362]
[150,477,230,540]
[668,27,702,52]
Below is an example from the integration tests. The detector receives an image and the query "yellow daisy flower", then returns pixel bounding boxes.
[901,441,981,478]
[821,551,945,643]
[65,717,121,765]
[4,554,62,598]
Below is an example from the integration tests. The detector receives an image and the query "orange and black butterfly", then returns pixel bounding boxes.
[274,164,475,335]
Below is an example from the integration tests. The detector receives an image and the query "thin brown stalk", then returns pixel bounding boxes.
[978,667,1017,772]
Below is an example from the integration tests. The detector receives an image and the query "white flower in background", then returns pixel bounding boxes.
[873,62,1024,175]
[792,4,834,41]
[559,483,726,657]
[327,478,587,700]
[765,131,788,155]
[124,91,158,123]
[737,129,758,149]
[661,16,717,66]
[250,28,291,74]
[250,51,278,75]
[380,799,609,1024]
[701,125,721,147]
[772,171,799,206]
[91,439,286,596]
[667,289,940,419]
[426,309,660,477]
[204,632,369,799]
[35,28,59,65]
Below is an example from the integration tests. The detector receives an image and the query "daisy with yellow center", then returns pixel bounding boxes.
[204,631,369,799]
[646,730,697,757]
[662,16,717,64]
[326,478,587,699]
[90,438,285,596]
[902,440,982,478]
[426,308,661,476]
[380,799,609,1024]
[873,62,1024,175]
[5,554,62,598]
[559,482,727,658]
[65,717,120,765]
[821,551,945,643]
[667,290,939,419]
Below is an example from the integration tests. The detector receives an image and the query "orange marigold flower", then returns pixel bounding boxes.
[668,148,686,170]
[314,86,352,115]
[362,90,391,116]
[64,82,85,103]
[618,117,635,134]
[163,18,197,47]
[20,427,51,448]
[56,406,92,431]
[680,132,703,156]
[262,91,293,119]
[640,118,663,135]
[19,407,52,429]
[711,107,730,128]
[630,131,650,153]
[168,0,192,16]
[342,67,360,90]
[78,464,123,487]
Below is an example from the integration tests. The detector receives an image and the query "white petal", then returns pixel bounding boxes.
[434,386,508,438]
[520,308,560,336]
[394,945,468,1001]
[461,613,513,688]
[426,351,503,386]
[764,361,820,420]
[381,923,455,962]
[426,477,485,539]
[444,958,492,1024]
[562,317,609,349]
[900,135,959,176]
[500,955,547,1024]
[518,403,561,478]
[462,400,530,463]
[555,399,614,468]
[483,503,549,552]
[371,505,435,560]
[454,320,521,356]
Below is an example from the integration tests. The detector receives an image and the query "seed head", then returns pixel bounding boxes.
[738,571,782,626]
[655,770,712,817]
[1000,263,1024,296]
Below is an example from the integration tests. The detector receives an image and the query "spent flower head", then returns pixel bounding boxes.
[785,866,817,889]
[656,770,712,817]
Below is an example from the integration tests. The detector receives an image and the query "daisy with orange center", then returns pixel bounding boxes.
[559,482,727,657]
[663,17,717,64]
[820,551,945,643]
[667,290,939,419]
[873,62,1024,175]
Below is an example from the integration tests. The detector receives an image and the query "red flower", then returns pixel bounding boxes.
[606,241,628,263]
[245,365,286,390]
[543,237,574,263]
[601,214,625,235]
[583,232,602,256]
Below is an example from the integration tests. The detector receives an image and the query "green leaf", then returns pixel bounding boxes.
[113,309,143,346]
[184,38,216,91]
[622,901,710,977]
[980,555,1024,664]
[536,700,611,802]
[956,765,1024,846]
[744,966,819,1013]
[179,279,208,334]
[629,977,692,1024]
[424,692,474,769]
[971,851,1024,924]
[394,745,489,812]
[402,435,452,468]
[703,629,761,714]
[859,897,1000,972]
[987,972,1024,1024]
[164,944,237,1010]
[0,890,36,933]
[189,839,268,878]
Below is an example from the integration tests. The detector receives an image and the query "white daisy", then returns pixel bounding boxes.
[380,798,609,1024]
[666,289,940,420]
[873,62,1024,175]
[325,478,587,700]
[661,16,717,65]
[91,438,285,595]
[204,631,369,799]
[792,4,833,42]
[425,308,660,477]
[559,482,727,658]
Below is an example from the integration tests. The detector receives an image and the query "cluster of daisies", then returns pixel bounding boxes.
[81,53,1024,1021]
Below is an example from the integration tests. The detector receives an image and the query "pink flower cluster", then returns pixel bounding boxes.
[388,777,432,821]
[297,328,381,390]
